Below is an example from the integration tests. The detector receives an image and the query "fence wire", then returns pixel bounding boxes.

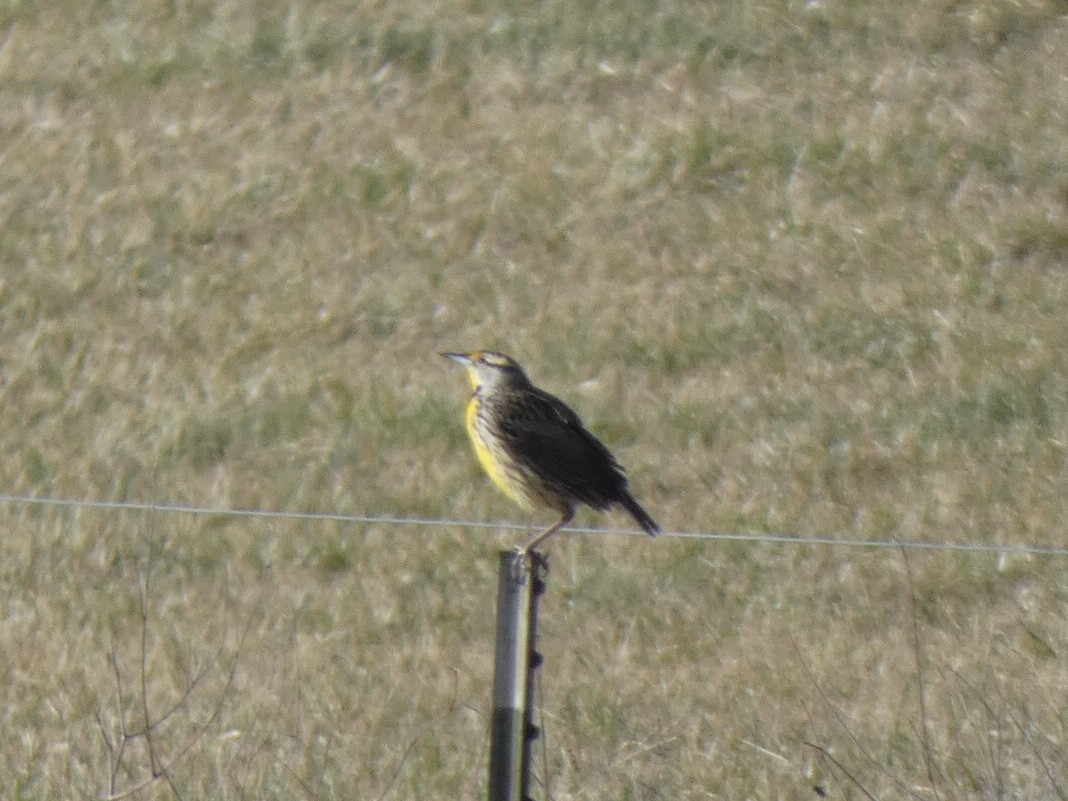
[1,492,1065,557]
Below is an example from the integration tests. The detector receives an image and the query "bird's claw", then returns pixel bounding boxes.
[508,546,548,582]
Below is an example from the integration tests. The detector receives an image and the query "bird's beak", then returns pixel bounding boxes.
[440,351,472,365]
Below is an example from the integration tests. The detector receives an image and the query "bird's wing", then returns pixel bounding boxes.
[496,388,626,510]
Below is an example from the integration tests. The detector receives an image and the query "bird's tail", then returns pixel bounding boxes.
[618,491,660,537]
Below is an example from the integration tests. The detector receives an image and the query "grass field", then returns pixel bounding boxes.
[2,0,1067,797]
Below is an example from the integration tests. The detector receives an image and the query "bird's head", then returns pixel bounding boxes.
[441,350,530,393]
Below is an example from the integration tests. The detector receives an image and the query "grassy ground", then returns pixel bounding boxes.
[1,0,1067,797]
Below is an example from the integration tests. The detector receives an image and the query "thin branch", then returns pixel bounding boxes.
[803,741,880,801]
[945,667,1004,798]
[273,757,319,800]
[790,636,918,799]
[103,631,243,801]
[102,576,253,801]
[374,671,467,801]
[136,575,162,778]
[999,696,1067,801]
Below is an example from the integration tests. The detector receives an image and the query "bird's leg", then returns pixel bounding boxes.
[517,508,575,559]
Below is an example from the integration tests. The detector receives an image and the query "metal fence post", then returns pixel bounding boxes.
[488,551,533,801]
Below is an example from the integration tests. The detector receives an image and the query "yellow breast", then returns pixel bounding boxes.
[464,396,533,509]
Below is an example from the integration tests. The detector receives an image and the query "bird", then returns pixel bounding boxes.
[441,349,659,556]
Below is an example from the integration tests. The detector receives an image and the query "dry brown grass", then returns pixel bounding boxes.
[1,0,1067,797]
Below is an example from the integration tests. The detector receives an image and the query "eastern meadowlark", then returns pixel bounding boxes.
[442,350,660,555]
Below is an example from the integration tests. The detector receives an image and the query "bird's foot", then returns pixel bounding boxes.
[509,545,549,581]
